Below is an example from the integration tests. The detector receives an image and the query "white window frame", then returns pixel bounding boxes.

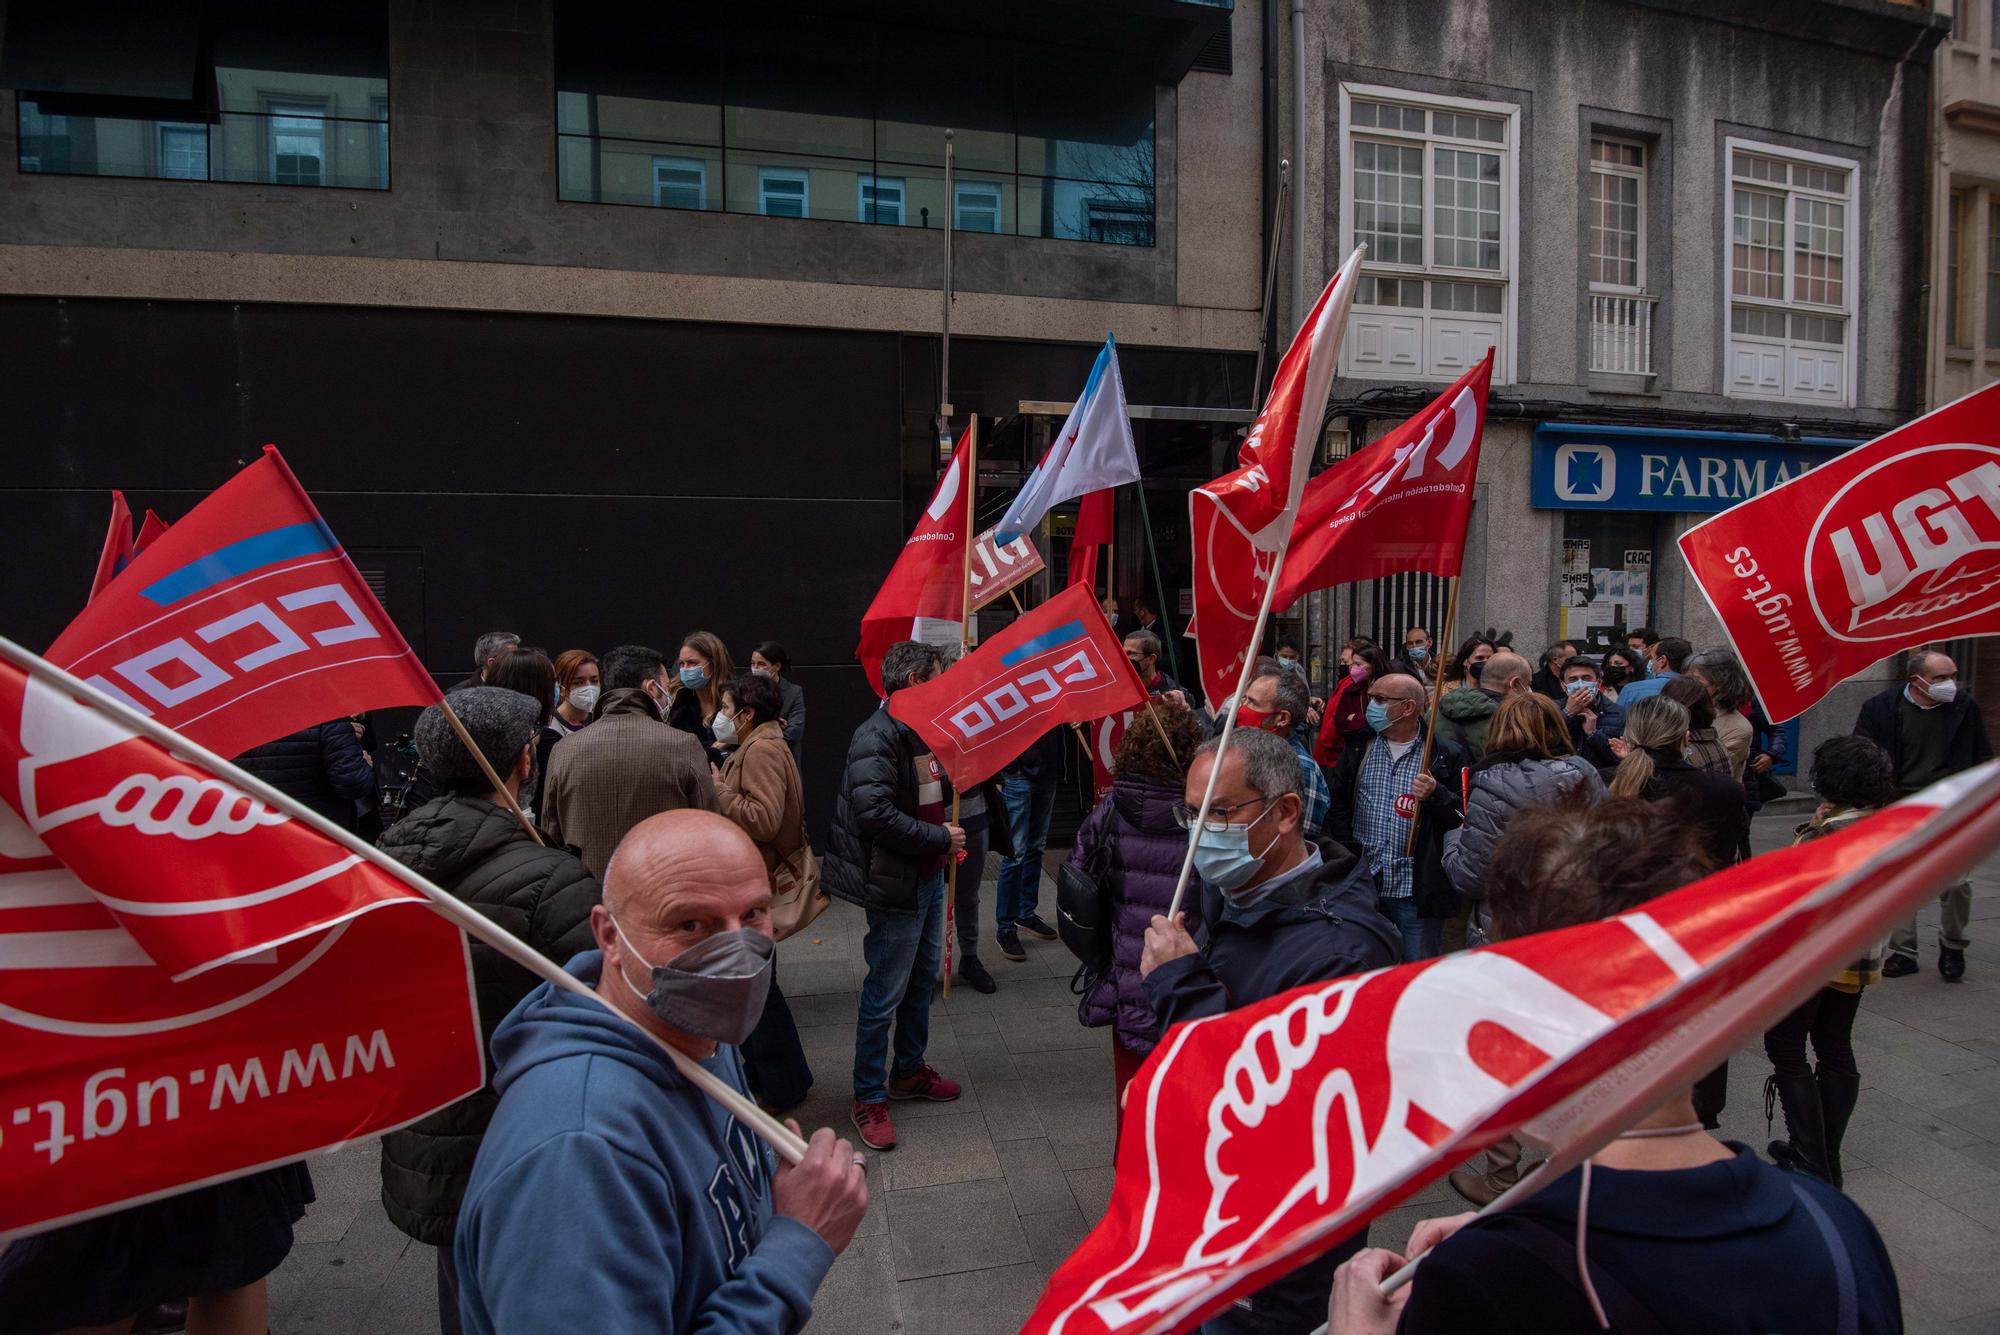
[1721,135,1861,408]
[652,155,707,209]
[1587,137,1647,296]
[758,166,809,218]
[858,173,904,225]
[1336,82,1520,384]
[267,100,328,187]
[155,121,209,181]
[954,180,1002,233]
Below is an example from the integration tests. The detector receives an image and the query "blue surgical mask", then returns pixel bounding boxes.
[679,665,709,690]
[1407,646,1429,662]
[1280,656,1303,674]
[1365,699,1393,733]
[1190,803,1279,893]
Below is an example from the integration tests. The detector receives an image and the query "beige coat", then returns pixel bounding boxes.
[715,720,804,874]
[541,688,717,880]
[1714,709,1753,782]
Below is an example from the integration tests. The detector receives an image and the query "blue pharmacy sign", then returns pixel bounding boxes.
[1530,424,1855,513]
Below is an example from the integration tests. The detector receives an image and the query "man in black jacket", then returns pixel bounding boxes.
[1855,649,1992,981]
[1327,673,1469,962]
[374,687,599,1335]
[1141,727,1399,1335]
[824,641,966,1152]
[233,718,376,833]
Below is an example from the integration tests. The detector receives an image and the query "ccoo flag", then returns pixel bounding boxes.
[889,582,1146,791]
[994,336,1139,545]
[1022,761,2000,1334]
[1679,379,2000,721]
[0,645,483,1239]
[49,447,438,758]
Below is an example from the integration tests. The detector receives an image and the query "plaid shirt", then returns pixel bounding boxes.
[1289,732,1331,838]
[1353,734,1422,898]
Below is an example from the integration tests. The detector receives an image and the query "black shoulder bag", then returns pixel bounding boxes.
[1056,810,1121,980]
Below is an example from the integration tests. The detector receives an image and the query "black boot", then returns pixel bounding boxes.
[1764,1072,1832,1183]
[1817,1070,1861,1190]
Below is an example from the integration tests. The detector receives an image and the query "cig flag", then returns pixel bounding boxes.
[1023,761,2000,1335]
[995,336,1139,545]
[857,426,976,696]
[889,582,1146,791]
[0,649,483,1239]
[50,447,438,758]
[1191,348,1489,707]
[1680,380,2000,721]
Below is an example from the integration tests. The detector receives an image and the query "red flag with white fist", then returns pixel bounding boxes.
[1022,761,2000,1334]
[0,647,483,1239]
[50,446,438,758]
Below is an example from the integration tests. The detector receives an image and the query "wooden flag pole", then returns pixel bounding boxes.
[1143,698,1180,770]
[438,695,545,846]
[0,636,809,1166]
[943,413,979,1000]
[1403,574,1460,857]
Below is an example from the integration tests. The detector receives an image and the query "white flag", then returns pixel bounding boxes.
[995,335,1140,543]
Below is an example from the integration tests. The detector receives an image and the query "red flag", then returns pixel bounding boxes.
[1191,353,1491,707]
[1088,707,1135,799]
[889,582,1147,791]
[88,492,135,604]
[1069,489,1116,591]
[857,427,975,696]
[1024,762,2000,1335]
[0,653,483,1240]
[133,509,169,555]
[1196,248,1363,554]
[1680,380,2000,721]
[48,447,439,758]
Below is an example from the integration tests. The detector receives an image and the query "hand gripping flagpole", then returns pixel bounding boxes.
[0,635,810,1166]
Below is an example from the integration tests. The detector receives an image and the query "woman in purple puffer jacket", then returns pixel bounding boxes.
[1069,698,1207,1131]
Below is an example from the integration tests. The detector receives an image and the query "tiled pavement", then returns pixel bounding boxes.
[270,811,2000,1333]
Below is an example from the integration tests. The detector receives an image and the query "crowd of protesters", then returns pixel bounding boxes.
[10,602,1986,1335]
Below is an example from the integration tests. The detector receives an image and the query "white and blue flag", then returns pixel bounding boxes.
[994,335,1139,544]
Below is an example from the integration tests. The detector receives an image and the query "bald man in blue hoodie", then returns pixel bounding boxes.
[454,810,867,1334]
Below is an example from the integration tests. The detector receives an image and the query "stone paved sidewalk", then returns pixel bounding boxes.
[269,812,2000,1333]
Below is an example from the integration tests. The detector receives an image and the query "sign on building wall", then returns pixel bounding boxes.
[1530,424,1853,513]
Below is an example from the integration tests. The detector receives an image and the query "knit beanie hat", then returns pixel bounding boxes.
[416,687,540,793]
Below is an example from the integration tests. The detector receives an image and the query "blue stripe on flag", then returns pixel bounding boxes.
[1075,334,1113,410]
[140,519,339,606]
[1000,620,1087,667]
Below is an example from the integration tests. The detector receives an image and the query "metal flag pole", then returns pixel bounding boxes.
[1250,160,1292,405]
[1134,484,1183,686]
[0,635,809,1166]
[939,129,955,442]
[943,411,978,999]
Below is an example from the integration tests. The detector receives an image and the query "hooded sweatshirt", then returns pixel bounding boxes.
[1435,686,1501,759]
[454,952,834,1335]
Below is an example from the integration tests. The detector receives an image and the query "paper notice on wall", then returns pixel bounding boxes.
[1563,539,1592,577]
[1624,549,1652,571]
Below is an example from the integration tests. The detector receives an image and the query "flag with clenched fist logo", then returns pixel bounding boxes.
[1680,379,2000,721]
[0,646,483,1239]
[50,446,439,758]
[1022,761,2000,1335]
[889,582,1146,792]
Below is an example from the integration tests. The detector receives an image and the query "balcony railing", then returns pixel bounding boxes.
[1590,292,1657,376]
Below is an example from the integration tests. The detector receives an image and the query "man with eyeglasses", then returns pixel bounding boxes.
[1139,726,1399,1335]
[1327,673,1468,963]
[1122,628,1181,699]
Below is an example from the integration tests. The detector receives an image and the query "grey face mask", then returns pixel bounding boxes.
[610,918,775,1045]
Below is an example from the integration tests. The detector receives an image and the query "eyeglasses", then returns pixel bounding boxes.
[1172,797,1269,832]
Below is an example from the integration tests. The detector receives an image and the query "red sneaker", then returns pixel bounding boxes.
[887,1064,963,1103]
[851,1100,898,1151]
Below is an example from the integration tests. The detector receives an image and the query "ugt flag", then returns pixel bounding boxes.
[49,447,437,758]
[1680,380,2000,721]
[1023,760,2000,1335]
[994,336,1139,545]
[1192,351,1490,708]
[0,646,483,1239]
[1195,248,1364,555]
[858,426,975,696]
[889,582,1146,791]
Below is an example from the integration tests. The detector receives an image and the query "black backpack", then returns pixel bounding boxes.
[1056,805,1121,980]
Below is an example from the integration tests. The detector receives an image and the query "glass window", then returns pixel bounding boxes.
[1432,147,1501,269]
[1352,140,1424,265]
[1732,189,1786,300]
[955,181,1002,233]
[1588,138,1644,291]
[654,156,707,209]
[156,123,209,180]
[1949,190,1966,347]
[1724,141,1858,404]
[1355,275,1423,307]
[759,167,809,218]
[268,103,326,187]
[1084,194,1153,246]
[1987,201,2000,348]
[859,174,905,225]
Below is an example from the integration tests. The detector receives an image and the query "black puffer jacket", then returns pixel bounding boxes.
[1444,751,1605,944]
[233,720,374,831]
[824,706,952,915]
[374,796,599,1245]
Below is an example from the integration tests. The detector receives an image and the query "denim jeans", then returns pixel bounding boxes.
[997,770,1058,928]
[1378,894,1442,962]
[853,871,946,1104]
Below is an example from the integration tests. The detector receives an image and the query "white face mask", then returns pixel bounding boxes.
[711,709,740,745]
[566,684,601,715]
[751,665,776,679]
[1921,677,1959,705]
